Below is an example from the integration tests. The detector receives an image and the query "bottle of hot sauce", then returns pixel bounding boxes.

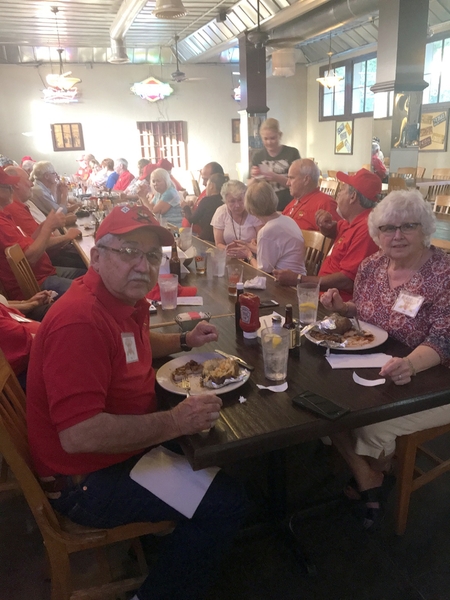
[239,293,260,339]
[169,242,181,278]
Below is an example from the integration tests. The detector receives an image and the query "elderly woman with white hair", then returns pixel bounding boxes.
[145,167,182,228]
[234,180,306,275]
[211,180,262,258]
[321,189,450,530]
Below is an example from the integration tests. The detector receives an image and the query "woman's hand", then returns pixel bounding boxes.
[321,288,346,313]
[226,240,250,259]
[379,357,413,385]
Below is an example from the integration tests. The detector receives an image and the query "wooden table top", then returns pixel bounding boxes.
[152,239,450,470]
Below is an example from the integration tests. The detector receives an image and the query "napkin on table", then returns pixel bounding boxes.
[244,276,266,289]
[325,353,392,369]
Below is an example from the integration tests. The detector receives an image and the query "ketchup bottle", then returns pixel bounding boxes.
[239,293,260,339]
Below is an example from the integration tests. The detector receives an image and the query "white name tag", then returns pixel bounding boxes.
[121,332,139,364]
[392,292,424,318]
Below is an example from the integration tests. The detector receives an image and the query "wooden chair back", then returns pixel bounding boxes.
[327,170,337,180]
[432,168,450,180]
[396,167,417,178]
[388,176,408,192]
[0,348,175,599]
[383,157,390,168]
[395,423,450,535]
[319,179,339,197]
[361,164,371,171]
[426,182,450,201]
[434,195,450,215]
[5,244,40,299]
[416,166,426,178]
[431,237,450,252]
[302,230,333,276]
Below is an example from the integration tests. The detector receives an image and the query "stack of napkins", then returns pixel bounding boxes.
[325,353,391,369]
[244,276,266,289]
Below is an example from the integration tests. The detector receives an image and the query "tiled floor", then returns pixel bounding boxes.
[2,437,450,600]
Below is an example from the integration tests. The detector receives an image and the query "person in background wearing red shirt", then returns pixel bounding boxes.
[371,142,387,182]
[283,159,340,230]
[112,158,135,192]
[274,169,381,302]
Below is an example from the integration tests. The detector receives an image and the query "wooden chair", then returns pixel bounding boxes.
[396,167,416,178]
[361,164,371,171]
[5,244,40,299]
[416,166,426,179]
[384,157,390,169]
[302,230,333,276]
[433,195,450,215]
[395,423,450,535]
[327,170,337,180]
[388,176,408,192]
[432,168,450,179]
[319,179,339,197]
[0,348,175,600]
[431,237,450,252]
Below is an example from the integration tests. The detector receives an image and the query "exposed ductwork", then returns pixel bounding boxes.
[108,0,150,64]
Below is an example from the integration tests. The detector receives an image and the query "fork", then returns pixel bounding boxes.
[353,316,364,335]
[181,378,191,397]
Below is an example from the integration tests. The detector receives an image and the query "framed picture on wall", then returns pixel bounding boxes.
[419,110,448,152]
[232,119,240,143]
[51,123,85,152]
[335,121,353,155]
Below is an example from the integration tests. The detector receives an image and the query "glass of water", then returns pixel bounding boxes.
[261,327,290,381]
[297,282,320,325]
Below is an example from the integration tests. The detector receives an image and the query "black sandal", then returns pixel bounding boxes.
[359,486,386,531]
[344,473,396,502]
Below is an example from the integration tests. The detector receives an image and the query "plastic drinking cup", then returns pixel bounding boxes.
[261,327,290,381]
[158,274,178,310]
[297,282,320,324]
[227,263,244,296]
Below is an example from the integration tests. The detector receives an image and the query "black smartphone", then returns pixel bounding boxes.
[292,391,350,420]
[260,300,280,309]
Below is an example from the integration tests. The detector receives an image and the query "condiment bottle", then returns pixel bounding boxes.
[239,292,260,339]
[271,315,282,333]
[235,282,244,333]
[169,242,181,278]
[284,304,296,350]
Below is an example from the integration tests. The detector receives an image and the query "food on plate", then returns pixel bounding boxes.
[322,313,353,335]
[202,358,240,385]
[172,359,204,382]
[309,314,375,347]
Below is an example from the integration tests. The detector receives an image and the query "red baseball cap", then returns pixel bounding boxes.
[0,167,20,186]
[139,162,158,181]
[336,168,381,203]
[95,204,174,246]
[157,158,173,171]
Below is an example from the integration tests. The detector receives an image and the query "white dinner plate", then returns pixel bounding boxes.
[156,352,251,395]
[305,320,388,351]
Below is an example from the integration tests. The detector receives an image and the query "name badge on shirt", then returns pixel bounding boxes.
[121,332,139,364]
[392,292,424,318]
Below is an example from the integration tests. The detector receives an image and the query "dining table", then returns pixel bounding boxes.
[149,238,450,474]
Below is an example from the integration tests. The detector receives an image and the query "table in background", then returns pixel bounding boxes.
[153,238,450,471]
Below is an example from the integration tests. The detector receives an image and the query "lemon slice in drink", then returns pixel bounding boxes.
[299,302,317,310]
[265,333,282,348]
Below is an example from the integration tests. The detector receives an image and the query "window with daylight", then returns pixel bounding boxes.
[423,36,450,105]
[322,66,346,118]
[352,57,376,114]
[137,121,187,169]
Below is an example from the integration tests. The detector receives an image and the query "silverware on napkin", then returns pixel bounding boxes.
[214,350,255,371]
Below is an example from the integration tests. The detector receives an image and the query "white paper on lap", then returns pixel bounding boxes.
[130,446,220,519]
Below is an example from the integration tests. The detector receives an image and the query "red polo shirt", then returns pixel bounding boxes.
[0,303,39,375]
[27,268,157,477]
[4,196,39,237]
[113,170,135,191]
[0,212,56,300]
[319,209,378,301]
[283,188,340,231]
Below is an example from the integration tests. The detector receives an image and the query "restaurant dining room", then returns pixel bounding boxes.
[1,1,450,599]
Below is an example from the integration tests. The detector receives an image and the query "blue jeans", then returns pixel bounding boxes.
[41,266,86,297]
[49,452,247,600]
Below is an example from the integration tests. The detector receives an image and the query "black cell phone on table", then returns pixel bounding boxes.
[260,299,280,309]
[292,391,350,420]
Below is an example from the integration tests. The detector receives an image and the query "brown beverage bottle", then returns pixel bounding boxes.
[284,304,296,350]
[169,242,181,278]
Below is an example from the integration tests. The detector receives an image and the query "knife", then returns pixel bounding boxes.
[214,350,255,371]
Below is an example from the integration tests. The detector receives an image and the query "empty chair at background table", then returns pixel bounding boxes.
[434,195,450,215]
[327,170,337,180]
[301,230,333,276]
[432,168,450,179]
[319,179,339,197]
[397,167,417,178]
[416,166,426,178]
[388,176,408,192]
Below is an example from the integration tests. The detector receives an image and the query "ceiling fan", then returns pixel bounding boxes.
[171,35,204,82]
[246,0,303,50]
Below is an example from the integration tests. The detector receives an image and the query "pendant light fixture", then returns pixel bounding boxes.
[153,0,187,19]
[44,6,81,103]
[316,32,343,89]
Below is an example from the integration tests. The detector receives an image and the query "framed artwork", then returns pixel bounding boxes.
[51,123,85,152]
[419,110,448,152]
[232,118,240,143]
[335,121,353,155]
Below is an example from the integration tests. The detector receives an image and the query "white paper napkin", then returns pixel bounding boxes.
[325,353,392,369]
[256,382,288,392]
[244,276,267,289]
[177,296,203,305]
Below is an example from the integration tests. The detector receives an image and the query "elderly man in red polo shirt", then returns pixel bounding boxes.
[26,204,246,600]
[112,158,135,191]
[0,167,86,302]
[274,168,381,301]
[283,159,340,230]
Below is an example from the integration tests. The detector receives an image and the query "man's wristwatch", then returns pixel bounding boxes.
[180,331,192,352]
[297,274,303,284]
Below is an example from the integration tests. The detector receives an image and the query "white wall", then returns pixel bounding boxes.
[0,62,307,191]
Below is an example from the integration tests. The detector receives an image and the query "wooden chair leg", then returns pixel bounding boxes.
[395,435,418,536]
[45,539,73,600]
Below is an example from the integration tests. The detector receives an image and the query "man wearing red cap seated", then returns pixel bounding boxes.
[274,168,381,301]
[0,167,86,301]
[26,204,246,600]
